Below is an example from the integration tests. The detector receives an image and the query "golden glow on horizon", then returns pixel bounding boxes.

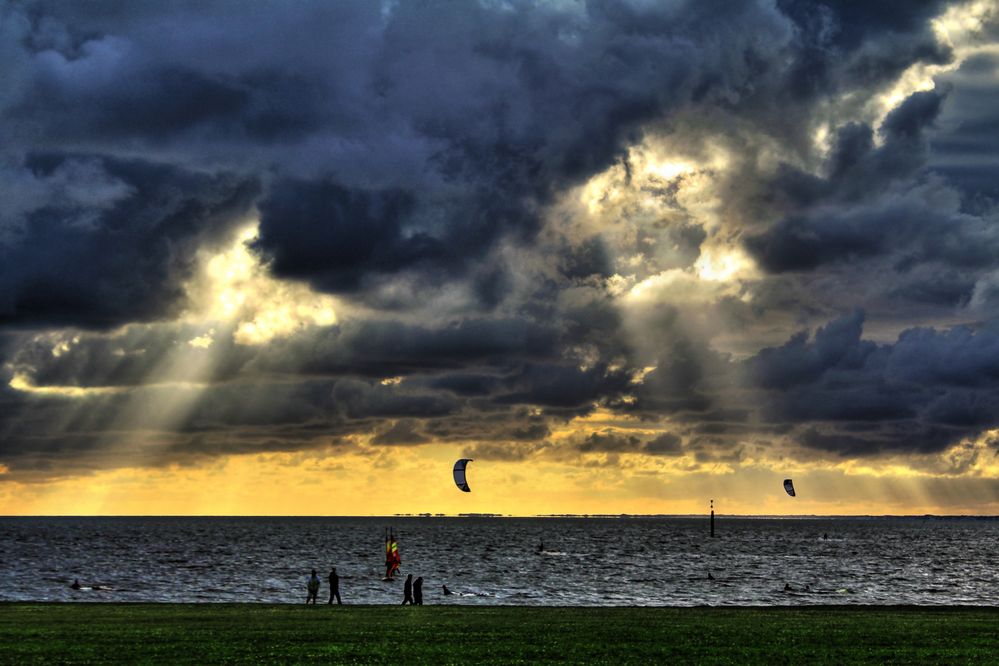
[5,435,999,516]
[3,411,999,515]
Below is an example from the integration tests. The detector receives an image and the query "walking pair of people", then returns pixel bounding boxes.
[306,568,342,605]
[401,573,423,605]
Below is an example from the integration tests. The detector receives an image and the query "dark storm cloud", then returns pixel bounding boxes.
[745,90,957,273]
[254,318,561,379]
[492,362,634,410]
[2,0,998,479]
[370,420,431,446]
[749,309,873,390]
[422,412,551,445]
[930,52,999,201]
[0,153,258,328]
[253,179,431,293]
[1,0,802,305]
[5,316,561,391]
[0,375,457,475]
[751,311,999,456]
[574,430,684,457]
[558,236,616,280]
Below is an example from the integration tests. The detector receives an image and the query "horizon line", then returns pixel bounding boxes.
[4,513,999,519]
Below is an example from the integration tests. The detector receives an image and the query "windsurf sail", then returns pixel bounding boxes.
[385,529,401,578]
[453,458,473,492]
[783,479,796,497]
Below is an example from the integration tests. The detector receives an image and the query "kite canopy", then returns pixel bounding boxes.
[783,479,796,497]
[453,458,473,492]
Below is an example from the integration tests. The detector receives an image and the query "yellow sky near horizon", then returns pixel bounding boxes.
[4,432,999,516]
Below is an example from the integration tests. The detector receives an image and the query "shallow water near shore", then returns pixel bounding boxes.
[3,516,999,606]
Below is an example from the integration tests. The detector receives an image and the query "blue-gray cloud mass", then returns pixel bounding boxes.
[1,0,998,479]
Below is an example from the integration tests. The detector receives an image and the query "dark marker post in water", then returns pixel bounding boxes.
[710,499,715,538]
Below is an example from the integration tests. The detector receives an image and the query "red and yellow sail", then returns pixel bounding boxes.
[385,536,401,576]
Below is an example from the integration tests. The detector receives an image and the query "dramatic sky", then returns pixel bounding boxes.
[2,0,999,515]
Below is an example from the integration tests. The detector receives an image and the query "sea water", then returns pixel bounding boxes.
[3,516,998,605]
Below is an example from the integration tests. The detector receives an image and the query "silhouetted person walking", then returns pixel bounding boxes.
[328,568,341,605]
[306,569,320,604]
[414,576,424,605]
[402,574,414,605]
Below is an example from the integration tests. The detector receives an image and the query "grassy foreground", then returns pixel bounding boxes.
[3,604,999,664]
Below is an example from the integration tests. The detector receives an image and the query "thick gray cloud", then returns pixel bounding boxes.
[0,154,258,328]
[750,311,999,456]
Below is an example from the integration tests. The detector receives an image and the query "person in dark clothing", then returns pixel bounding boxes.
[306,569,320,604]
[70,579,81,590]
[413,577,424,605]
[401,574,414,605]
[442,584,453,596]
[328,567,341,605]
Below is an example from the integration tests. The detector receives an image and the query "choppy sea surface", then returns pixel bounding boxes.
[3,516,999,606]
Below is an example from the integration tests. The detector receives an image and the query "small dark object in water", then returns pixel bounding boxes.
[70,579,81,590]
[784,583,793,592]
[707,572,714,580]
[442,585,453,595]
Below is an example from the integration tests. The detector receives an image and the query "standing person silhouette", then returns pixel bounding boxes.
[306,569,320,604]
[413,576,424,605]
[401,574,414,605]
[328,568,341,605]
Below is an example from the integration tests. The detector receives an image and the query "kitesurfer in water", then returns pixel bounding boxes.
[328,568,341,605]
[70,579,81,590]
[537,540,544,553]
[402,574,414,605]
[306,569,321,604]
[442,584,453,596]
[414,577,424,605]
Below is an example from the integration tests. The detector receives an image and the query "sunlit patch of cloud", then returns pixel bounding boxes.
[184,224,340,346]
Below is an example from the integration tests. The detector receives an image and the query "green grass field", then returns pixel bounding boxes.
[2,604,998,664]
